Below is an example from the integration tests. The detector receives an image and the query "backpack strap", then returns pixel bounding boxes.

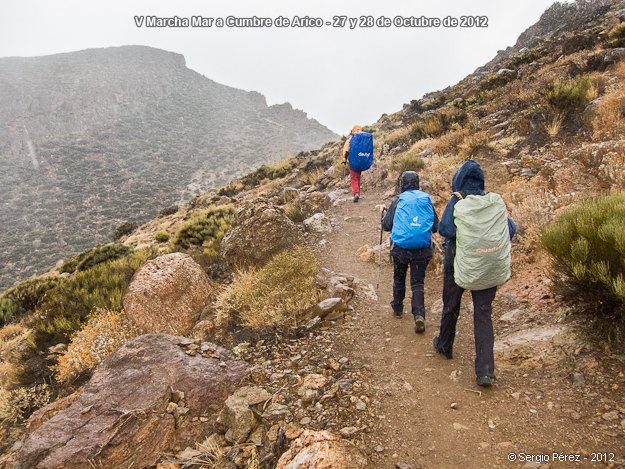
[452,191,464,200]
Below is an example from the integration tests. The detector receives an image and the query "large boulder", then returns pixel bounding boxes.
[276,430,370,469]
[123,253,212,335]
[221,199,304,266]
[19,334,249,469]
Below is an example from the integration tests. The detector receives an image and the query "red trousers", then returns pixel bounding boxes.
[349,169,361,195]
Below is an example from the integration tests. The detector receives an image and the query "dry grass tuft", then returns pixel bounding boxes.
[215,246,321,329]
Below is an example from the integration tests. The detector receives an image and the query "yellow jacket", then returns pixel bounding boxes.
[342,125,362,162]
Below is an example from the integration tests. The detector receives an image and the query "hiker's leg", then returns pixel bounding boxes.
[437,263,464,356]
[471,286,497,378]
[392,258,408,315]
[409,257,430,318]
[349,169,361,195]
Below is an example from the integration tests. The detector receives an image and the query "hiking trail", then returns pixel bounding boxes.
[314,182,621,469]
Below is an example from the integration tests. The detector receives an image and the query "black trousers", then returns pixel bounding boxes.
[437,261,497,378]
[391,256,430,318]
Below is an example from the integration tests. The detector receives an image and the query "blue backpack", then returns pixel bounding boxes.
[391,190,435,249]
[348,132,374,171]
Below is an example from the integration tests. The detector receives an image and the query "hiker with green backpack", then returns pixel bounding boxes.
[432,160,516,387]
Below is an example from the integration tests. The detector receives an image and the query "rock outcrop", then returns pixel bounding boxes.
[123,253,212,335]
[221,200,304,266]
[19,334,249,469]
[276,430,370,469]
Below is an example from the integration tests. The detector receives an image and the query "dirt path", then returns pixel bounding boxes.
[314,183,625,468]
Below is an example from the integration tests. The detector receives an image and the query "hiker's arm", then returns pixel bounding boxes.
[432,208,439,234]
[438,197,458,239]
[382,199,398,232]
[508,218,516,239]
[342,137,351,163]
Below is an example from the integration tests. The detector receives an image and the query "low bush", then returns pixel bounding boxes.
[545,75,592,114]
[285,201,305,223]
[172,205,235,253]
[410,110,467,141]
[215,246,321,328]
[54,308,142,382]
[452,91,491,109]
[159,206,179,217]
[391,153,425,173]
[28,250,152,350]
[541,192,625,344]
[113,221,138,240]
[60,244,135,274]
[154,231,170,243]
[0,277,63,325]
[384,127,411,148]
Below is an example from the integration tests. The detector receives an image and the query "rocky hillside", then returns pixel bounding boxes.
[0,45,337,291]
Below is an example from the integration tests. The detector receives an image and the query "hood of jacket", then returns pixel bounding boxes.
[400,171,419,192]
[451,160,484,194]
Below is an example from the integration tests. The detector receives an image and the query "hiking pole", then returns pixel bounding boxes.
[432,237,443,254]
[377,208,387,290]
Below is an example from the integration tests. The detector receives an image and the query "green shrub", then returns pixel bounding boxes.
[173,205,235,250]
[215,246,321,328]
[545,75,592,113]
[159,206,178,217]
[28,250,152,350]
[391,154,425,173]
[608,23,625,41]
[1,276,62,313]
[113,221,138,240]
[0,297,23,326]
[285,201,305,223]
[60,244,135,274]
[154,231,170,243]
[541,192,625,344]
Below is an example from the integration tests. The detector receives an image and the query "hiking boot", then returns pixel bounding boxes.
[353,193,360,202]
[476,375,494,387]
[433,336,452,359]
[393,310,403,318]
[414,316,425,333]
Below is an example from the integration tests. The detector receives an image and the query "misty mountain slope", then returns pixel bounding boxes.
[0,45,338,290]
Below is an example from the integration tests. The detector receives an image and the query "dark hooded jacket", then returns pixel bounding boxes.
[382,171,439,260]
[439,160,516,267]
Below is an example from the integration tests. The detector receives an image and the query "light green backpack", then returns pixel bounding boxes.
[453,192,511,290]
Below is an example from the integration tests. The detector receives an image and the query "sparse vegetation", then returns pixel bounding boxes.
[452,91,491,109]
[240,158,293,187]
[113,221,138,240]
[410,110,467,141]
[154,231,170,243]
[54,308,142,382]
[60,244,135,274]
[215,246,321,328]
[384,127,411,148]
[541,192,625,344]
[504,48,547,69]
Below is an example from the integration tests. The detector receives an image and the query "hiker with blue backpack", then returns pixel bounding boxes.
[432,160,516,387]
[342,125,374,202]
[382,171,439,333]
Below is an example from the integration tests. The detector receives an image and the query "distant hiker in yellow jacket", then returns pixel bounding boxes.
[342,125,363,202]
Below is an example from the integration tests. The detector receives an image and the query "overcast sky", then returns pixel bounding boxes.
[0,0,558,134]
